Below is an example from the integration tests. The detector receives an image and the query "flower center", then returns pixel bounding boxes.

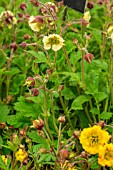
[48,36,60,45]
[90,135,98,145]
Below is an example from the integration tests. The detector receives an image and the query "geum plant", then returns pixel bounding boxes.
[0,0,113,169]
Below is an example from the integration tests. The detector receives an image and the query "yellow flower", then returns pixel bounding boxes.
[98,143,113,167]
[83,11,91,22]
[79,125,110,154]
[28,16,44,32]
[43,34,64,51]
[0,10,17,29]
[1,155,7,165]
[15,149,28,162]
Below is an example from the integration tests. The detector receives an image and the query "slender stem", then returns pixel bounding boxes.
[43,85,53,140]
[62,47,74,72]
[81,24,85,86]
[54,51,57,71]
[49,92,58,133]
[89,99,96,122]
[84,105,93,125]
[57,123,62,153]
[43,128,51,144]
[59,91,73,129]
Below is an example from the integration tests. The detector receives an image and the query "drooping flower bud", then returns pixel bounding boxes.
[32,118,44,130]
[58,85,64,91]
[87,2,94,9]
[73,130,80,139]
[23,34,31,39]
[10,42,17,51]
[31,88,39,96]
[20,3,27,10]
[46,68,53,75]
[59,149,69,160]
[19,42,27,48]
[25,77,36,86]
[30,0,39,7]
[58,116,65,123]
[84,53,94,63]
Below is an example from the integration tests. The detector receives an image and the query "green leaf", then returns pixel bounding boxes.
[27,131,50,149]
[100,112,113,120]
[14,96,42,117]
[71,95,91,110]
[61,87,76,100]
[90,108,100,115]
[0,105,9,123]
[28,51,48,63]
[94,92,107,103]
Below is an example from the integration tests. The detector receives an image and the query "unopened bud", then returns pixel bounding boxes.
[32,118,44,130]
[81,19,89,26]
[84,53,94,63]
[19,42,27,48]
[30,0,39,7]
[23,34,31,39]
[87,2,94,9]
[73,130,80,139]
[58,116,65,123]
[10,42,17,51]
[31,88,39,96]
[0,122,6,129]
[58,1,64,7]
[18,13,24,18]
[26,77,35,86]
[97,0,103,5]
[46,68,53,75]
[80,151,87,158]
[58,85,64,91]
[20,3,27,10]
[59,149,69,160]
[99,121,105,128]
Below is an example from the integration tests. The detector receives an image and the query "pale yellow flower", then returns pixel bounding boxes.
[15,149,27,162]
[28,16,44,32]
[79,125,110,154]
[107,25,113,34]
[0,10,17,29]
[43,34,64,51]
[1,155,7,165]
[98,143,113,167]
[83,11,91,22]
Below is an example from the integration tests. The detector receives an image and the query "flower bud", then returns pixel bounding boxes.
[80,151,87,158]
[84,53,94,63]
[10,42,17,51]
[0,122,6,129]
[30,0,39,7]
[32,118,44,130]
[58,85,64,91]
[31,88,39,96]
[18,13,24,18]
[46,68,53,75]
[23,34,31,39]
[73,130,80,139]
[19,42,27,48]
[26,77,36,86]
[97,0,103,5]
[59,149,69,160]
[99,121,105,128]
[20,3,27,10]
[87,2,94,9]
[58,116,65,123]
[58,1,64,7]
[81,19,89,26]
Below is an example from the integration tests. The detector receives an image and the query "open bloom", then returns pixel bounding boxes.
[43,34,64,51]
[1,155,7,165]
[107,24,113,42]
[15,149,28,162]
[98,143,113,167]
[79,125,110,154]
[28,16,44,32]
[83,11,91,22]
[0,10,17,29]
